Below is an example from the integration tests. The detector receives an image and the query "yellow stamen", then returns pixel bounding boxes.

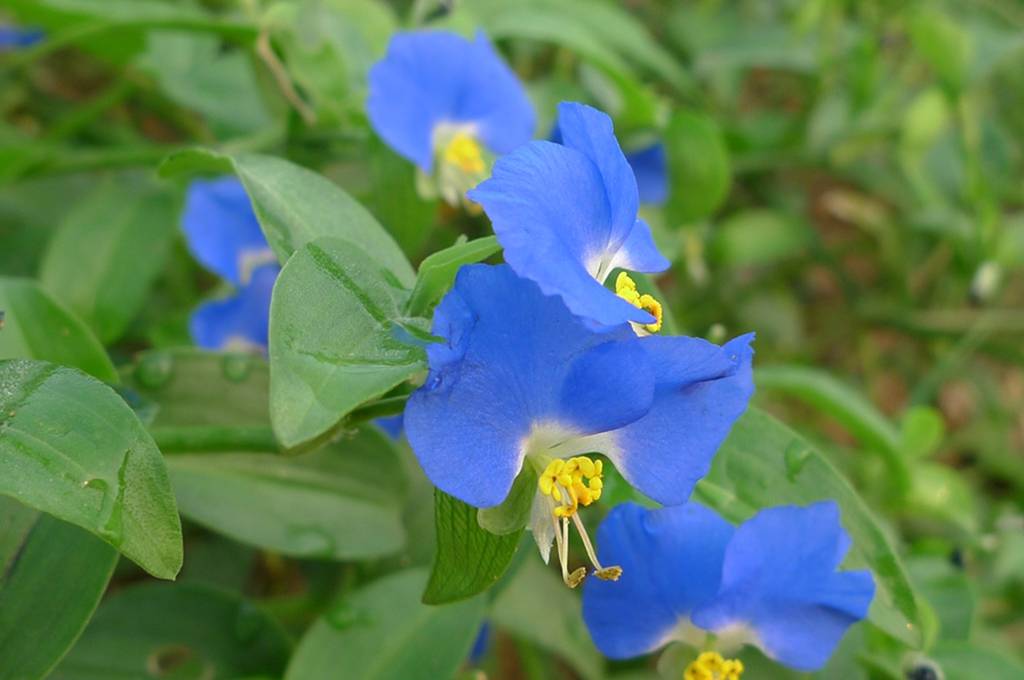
[615,272,663,333]
[684,652,744,680]
[537,455,620,587]
[442,132,485,174]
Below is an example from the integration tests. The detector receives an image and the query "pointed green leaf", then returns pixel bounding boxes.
[0,359,182,579]
[269,238,425,450]
[406,235,501,317]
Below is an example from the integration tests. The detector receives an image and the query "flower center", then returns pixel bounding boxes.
[442,132,486,174]
[615,272,663,333]
[536,455,622,588]
[684,652,744,680]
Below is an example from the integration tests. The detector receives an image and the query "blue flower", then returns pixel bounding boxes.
[0,26,44,50]
[469,103,670,329]
[582,501,875,672]
[181,177,280,352]
[367,29,534,205]
[625,143,668,206]
[405,264,753,584]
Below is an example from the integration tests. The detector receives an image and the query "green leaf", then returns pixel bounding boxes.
[39,180,179,344]
[7,0,256,65]
[905,462,977,534]
[930,641,1024,679]
[665,109,731,224]
[273,0,395,121]
[478,464,537,536]
[136,32,271,137]
[0,277,117,383]
[0,360,183,579]
[123,349,270,428]
[909,8,971,92]
[695,408,923,649]
[423,490,523,605]
[286,568,486,680]
[406,236,502,317]
[269,238,425,450]
[159,150,415,286]
[168,427,406,560]
[491,558,604,680]
[0,496,117,680]
[52,582,291,680]
[906,555,973,642]
[361,136,439,259]
[755,365,909,489]
[709,210,811,267]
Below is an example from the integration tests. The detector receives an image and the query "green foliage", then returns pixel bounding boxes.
[52,583,291,679]
[0,497,117,680]
[0,360,182,578]
[269,237,425,449]
[39,179,180,344]
[4,0,1023,676]
[0,278,117,382]
[287,569,486,680]
[423,491,523,605]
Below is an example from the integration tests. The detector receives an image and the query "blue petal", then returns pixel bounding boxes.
[626,144,669,205]
[555,103,638,251]
[404,264,644,507]
[189,264,278,352]
[470,103,668,329]
[560,339,655,433]
[374,415,404,440]
[0,26,44,49]
[367,30,534,171]
[182,177,271,286]
[608,333,755,505]
[582,502,734,659]
[691,501,876,672]
[468,622,491,664]
[469,141,655,328]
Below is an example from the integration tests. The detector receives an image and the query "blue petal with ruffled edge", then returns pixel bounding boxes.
[610,333,754,506]
[582,503,734,659]
[691,501,875,672]
[626,143,669,205]
[190,264,278,352]
[403,264,753,508]
[469,103,670,329]
[182,177,273,286]
[367,30,535,171]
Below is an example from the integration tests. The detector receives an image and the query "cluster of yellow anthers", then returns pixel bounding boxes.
[615,272,663,333]
[443,132,486,174]
[538,456,604,518]
[684,652,744,680]
[538,455,621,588]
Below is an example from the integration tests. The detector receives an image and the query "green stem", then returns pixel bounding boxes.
[152,425,279,454]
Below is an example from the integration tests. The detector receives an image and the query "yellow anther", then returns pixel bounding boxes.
[615,272,663,333]
[595,565,622,581]
[684,652,743,680]
[442,132,485,174]
[566,566,587,589]
[538,456,604,519]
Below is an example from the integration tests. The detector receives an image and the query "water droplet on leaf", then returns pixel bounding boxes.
[136,353,174,389]
[221,354,254,382]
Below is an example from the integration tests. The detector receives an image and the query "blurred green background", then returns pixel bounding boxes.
[1,1,1023,679]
